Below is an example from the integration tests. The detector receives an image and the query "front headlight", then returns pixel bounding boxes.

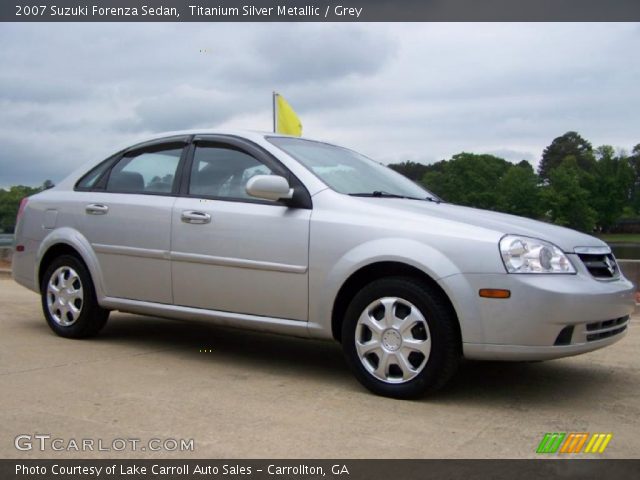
[499,235,575,274]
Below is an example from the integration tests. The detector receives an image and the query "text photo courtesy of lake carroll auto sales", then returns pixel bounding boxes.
[15,463,350,476]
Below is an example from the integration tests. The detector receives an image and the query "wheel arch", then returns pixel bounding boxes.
[330,261,461,346]
[36,228,105,299]
[38,244,86,288]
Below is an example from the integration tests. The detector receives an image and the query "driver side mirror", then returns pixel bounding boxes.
[245,175,294,202]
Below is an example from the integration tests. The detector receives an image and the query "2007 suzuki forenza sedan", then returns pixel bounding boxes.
[12,130,635,398]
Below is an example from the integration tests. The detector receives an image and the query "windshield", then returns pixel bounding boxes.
[267,137,436,200]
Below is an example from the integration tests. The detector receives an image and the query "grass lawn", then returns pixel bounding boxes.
[596,233,640,244]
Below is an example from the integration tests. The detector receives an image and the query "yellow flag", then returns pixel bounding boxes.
[275,93,302,136]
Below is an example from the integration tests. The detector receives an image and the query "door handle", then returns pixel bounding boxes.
[181,210,211,224]
[85,204,109,215]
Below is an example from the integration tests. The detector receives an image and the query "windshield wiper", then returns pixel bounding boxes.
[349,191,441,203]
[349,191,408,199]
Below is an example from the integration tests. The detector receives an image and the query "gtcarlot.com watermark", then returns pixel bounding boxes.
[15,434,195,453]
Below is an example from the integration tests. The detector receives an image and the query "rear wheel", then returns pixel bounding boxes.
[341,277,460,398]
[41,255,109,338]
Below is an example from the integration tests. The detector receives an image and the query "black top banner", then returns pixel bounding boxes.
[2,0,640,22]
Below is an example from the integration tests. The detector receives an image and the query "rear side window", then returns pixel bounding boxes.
[106,148,182,194]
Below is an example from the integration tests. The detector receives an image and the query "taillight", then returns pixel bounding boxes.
[16,197,29,223]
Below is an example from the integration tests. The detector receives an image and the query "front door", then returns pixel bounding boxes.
[170,140,311,320]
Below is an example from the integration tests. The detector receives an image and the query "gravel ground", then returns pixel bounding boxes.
[1,277,638,459]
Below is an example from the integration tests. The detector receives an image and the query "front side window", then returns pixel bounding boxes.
[189,146,275,200]
[268,137,435,200]
[106,148,182,194]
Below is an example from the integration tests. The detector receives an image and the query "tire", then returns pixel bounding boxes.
[341,276,460,399]
[40,254,109,338]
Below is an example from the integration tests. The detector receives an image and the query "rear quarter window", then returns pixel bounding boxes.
[75,156,117,190]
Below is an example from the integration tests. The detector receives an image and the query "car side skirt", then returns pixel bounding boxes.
[100,296,328,339]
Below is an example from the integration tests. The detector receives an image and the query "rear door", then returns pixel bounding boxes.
[170,136,311,320]
[78,138,188,303]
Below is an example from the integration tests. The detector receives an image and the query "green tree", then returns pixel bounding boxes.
[0,185,41,233]
[541,157,597,232]
[627,143,640,213]
[497,161,541,218]
[538,131,595,182]
[589,145,634,232]
[388,161,429,182]
[422,153,512,210]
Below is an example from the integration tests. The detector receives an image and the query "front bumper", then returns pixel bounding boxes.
[438,264,635,361]
[463,326,629,361]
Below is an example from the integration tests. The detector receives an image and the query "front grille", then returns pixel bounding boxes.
[577,252,619,279]
[585,315,629,342]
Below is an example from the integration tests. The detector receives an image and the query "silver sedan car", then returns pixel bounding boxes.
[12,130,635,398]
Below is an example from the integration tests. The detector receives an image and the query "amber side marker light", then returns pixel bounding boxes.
[479,288,511,299]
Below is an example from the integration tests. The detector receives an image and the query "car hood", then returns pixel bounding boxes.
[354,198,607,252]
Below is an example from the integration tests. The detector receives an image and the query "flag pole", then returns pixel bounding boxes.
[272,91,276,133]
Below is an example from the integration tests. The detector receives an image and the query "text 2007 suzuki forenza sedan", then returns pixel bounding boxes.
[12,130,635,398]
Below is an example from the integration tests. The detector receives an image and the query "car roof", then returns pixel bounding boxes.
[127,129,296,147]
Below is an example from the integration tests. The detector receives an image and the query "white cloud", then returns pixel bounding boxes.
[0,22,638,186]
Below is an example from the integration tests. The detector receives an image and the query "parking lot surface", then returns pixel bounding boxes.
[1,277,638,458]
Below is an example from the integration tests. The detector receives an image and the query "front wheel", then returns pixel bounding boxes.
[41,254,109,338]
[341,277,460,398]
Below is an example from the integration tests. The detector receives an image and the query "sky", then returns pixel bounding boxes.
[1,22,639,187]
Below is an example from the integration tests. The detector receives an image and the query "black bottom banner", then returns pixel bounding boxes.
[2,459,640,480]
